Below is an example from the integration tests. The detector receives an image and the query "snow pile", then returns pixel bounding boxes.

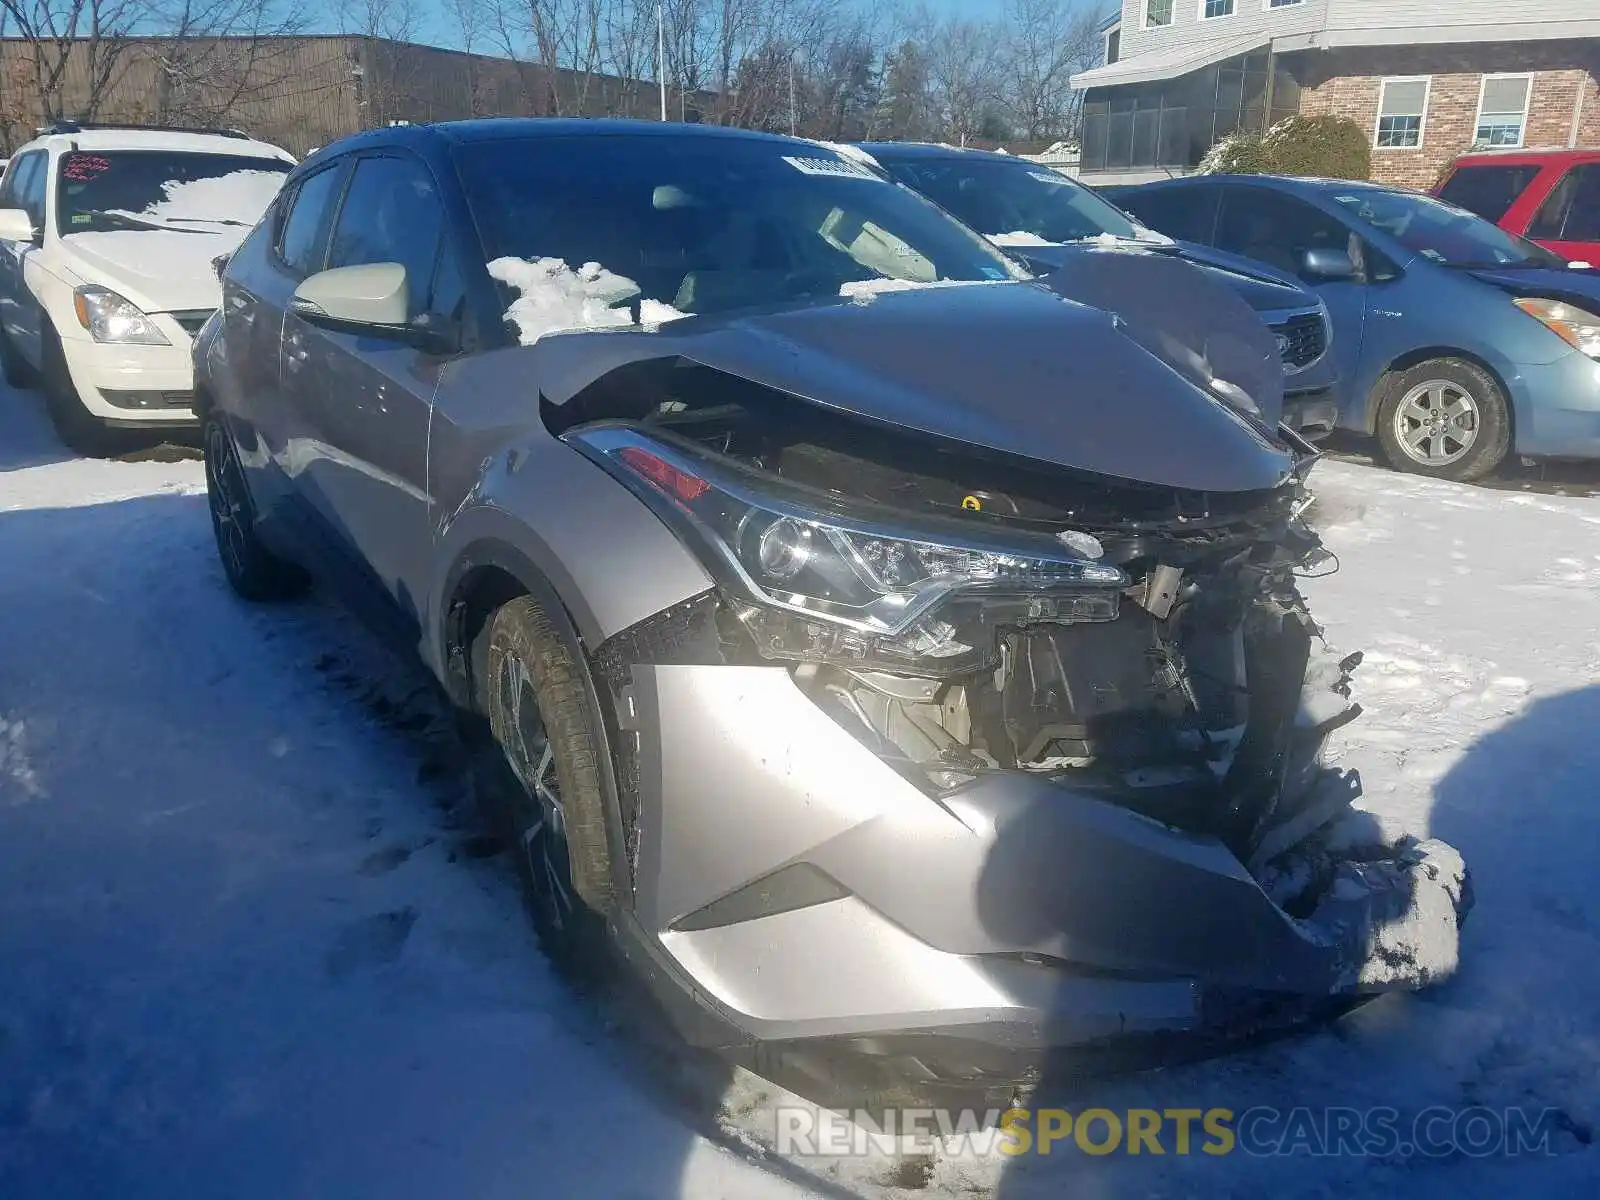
[988,230,1056,247]
[814,141,882,169]
[639,298,691,327]
[488,256,642,345]
[112,168,287,227]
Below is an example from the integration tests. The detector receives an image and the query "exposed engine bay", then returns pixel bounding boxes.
[564,358,1365,881]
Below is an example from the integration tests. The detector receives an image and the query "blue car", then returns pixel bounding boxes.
[1106,175,1600,481]
[854,143,1341,439]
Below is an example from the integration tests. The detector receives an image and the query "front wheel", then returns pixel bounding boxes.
[40,325,111,456]
[0,321,34,388]
[1374,358,1511,482]
[481,595,615,972]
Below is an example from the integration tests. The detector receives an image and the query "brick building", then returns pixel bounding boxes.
[1071,0,1600,187]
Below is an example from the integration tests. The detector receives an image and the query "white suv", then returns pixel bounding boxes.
[0,122,293,451]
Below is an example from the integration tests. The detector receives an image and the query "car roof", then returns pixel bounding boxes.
[855,141,1024,164]
[1136,174,1413,198]
[325,117,817,152]
[1451,146,1600,167]
[16,127,292,161]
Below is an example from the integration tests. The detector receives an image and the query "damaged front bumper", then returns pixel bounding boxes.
[617,655,1470,1080]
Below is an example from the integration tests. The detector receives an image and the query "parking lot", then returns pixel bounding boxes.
[3,381,1598,1198]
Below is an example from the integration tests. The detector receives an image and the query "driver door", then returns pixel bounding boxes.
[278,151,455,633]
[0,151,47,363]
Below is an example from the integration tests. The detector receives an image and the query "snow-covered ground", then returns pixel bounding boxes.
[2,387,1597,1197]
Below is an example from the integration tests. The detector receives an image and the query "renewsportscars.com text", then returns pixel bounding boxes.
[776,1105,1572,1159]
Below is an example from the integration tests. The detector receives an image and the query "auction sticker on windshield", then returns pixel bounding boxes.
[783,155,883,181]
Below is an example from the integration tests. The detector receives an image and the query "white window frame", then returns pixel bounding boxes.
[1374,75,1432,151]
[1473,72,1534,149]
[1263,0,1305,10]
[1103,22,1121,65]
[1144,0,1175,28]
[1199,0,1237,20]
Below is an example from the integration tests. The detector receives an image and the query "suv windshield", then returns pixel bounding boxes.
[1329,187,1564,269]
[878,155,1140,243]
[453,135,1024,322]
[56,150,290,235]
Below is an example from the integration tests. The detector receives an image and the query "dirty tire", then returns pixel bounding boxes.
[482,595,615,972]
[40,323,113,456]
[203,414,308,601]
[0,321,33,388]
[1374,357,1510,482]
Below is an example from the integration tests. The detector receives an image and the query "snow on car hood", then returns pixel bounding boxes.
[60,227,247,314]
[532,280,1295,493]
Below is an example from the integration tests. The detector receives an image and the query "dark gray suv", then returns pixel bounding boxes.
[195,119,1468,1089]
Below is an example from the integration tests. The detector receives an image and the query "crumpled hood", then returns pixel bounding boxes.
[60,227,246,313]
[534,280,1295,494]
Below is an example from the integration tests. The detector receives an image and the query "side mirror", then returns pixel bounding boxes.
[1301,247,1360,282]
[290,262,409,332]
[0,207,38,243]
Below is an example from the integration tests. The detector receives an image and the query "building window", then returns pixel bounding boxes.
[1375,77,1430,149]
[1202,0,1236,18]
[1105,25,1121,65]
[1266,0,1304,8]
[1475,74,1533,148]
[1146,0,1174,26]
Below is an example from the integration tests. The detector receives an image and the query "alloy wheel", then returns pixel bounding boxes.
[495,653,575,933]
[205,422,251,583]
[1391,379,1480,467]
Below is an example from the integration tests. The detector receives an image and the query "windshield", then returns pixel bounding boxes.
[879,155,1141,243]
[1328,187,1565,268]
[453,135,1024,327]
[57,150,290,235]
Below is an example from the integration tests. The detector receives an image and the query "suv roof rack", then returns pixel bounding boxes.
[36,120,251,140]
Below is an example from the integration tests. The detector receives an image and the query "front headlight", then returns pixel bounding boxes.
[568,424,1128,674]
[72,286,170,345]
[1514,297,1600,360]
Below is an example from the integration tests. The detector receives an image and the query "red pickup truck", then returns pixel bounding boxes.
[1435,148,1600,264]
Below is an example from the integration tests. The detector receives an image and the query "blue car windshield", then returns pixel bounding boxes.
[453,135,1026,318]
[1328,188,1565,269]
[879,156,1140,242]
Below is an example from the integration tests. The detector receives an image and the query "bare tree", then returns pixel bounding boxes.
[141,0,309,130]
[0,0,140,131]
[997,0,1097,141]
[340,0,422,127]
[921,12,1001,146]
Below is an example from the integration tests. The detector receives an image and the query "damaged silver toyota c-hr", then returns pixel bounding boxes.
[195,119,1469,1090]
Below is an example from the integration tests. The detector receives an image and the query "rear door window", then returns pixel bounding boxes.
[276,163,347,278]
[1438,164,1542,224]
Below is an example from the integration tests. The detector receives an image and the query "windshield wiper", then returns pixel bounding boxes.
[78,210,213,234]
[158,216,249,227]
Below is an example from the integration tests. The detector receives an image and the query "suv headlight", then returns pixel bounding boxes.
[1514,297,1600,360]
[568,424,1128,674]
[72,285,170,345]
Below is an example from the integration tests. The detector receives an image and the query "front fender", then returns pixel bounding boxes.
[425,437,713,678]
